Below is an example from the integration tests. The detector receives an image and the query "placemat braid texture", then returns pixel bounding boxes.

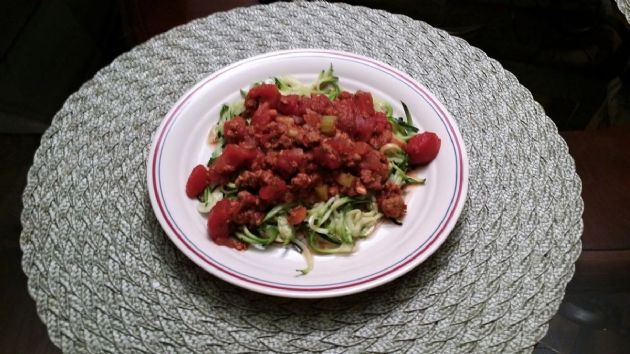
[20,2,583,353]
[619,0,630,23]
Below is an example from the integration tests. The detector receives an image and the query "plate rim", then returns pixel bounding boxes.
[146,48,469,298]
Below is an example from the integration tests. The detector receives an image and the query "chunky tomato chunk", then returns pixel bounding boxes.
[206,144,257,186]
[334,99,356,134]
[405,132,441,165]
[251,102,276,129]
[288,206,307,225]
[277,94,301,116]
[185,164,209,198]
[207,199,231,243]
[210,169,231,186]
[207,199,246,250]
[259,179,287,202]
[246,84,280,109]
[221,144,257,168]
[354,115,373,141]
[353,91,375,117]
[211,144,256,176]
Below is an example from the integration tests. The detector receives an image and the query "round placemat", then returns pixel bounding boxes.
[617,0,630,22]
[21,2,583,353]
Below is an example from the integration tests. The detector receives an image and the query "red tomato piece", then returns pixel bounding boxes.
[207,144,256,186]
[207,199,232,241]
[185,164,209,198]
[277,94,300,116]
[334,99,356,134]
[221,144,257,168]
[259,180,287,202]
[405,132,441,165]
[246,84,281,108]
[207,199,247,250]
[251,102,276,129]
[354,115,373,141]
[206,166,229,186]
[353,91,375,117]
[288,206,307,225]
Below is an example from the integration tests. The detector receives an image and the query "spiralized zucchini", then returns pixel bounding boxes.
[208,101,245,145]
[386,149,426,186]
[306,195,381,253]
[197,187,223,213]
[274,65,341,100]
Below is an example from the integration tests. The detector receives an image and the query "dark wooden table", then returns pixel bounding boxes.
[561,128,630,292]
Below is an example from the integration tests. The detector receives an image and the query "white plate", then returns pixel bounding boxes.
[147,49,469,298]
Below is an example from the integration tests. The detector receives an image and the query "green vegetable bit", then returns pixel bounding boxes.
[386,149,426,186]
[235,204,295,247]
[274,64,341,100]
[306,195,382,253]
[387,101,419,142]
[313,65,341,100]
[196,186,223,213]
[208,101,245,146]
[373,97,394,116]
[219,183,238,199]
[320,115,337,135]
[236,226,277,246]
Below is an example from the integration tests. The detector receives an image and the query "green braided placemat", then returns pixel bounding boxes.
[20,2,583,353]
[618,0,630,22]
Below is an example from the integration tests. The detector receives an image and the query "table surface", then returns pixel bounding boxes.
[20,2,583,353]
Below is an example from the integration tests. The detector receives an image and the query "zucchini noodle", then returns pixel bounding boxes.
[292,238,314,275]
[197,187,223,213]
[275,64,341,100]
[306,195,382,253]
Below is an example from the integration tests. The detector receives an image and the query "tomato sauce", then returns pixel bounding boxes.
[186,83,440,249]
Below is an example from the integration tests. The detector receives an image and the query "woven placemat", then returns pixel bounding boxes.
[20,2,583,353]
[618,0,630,22]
